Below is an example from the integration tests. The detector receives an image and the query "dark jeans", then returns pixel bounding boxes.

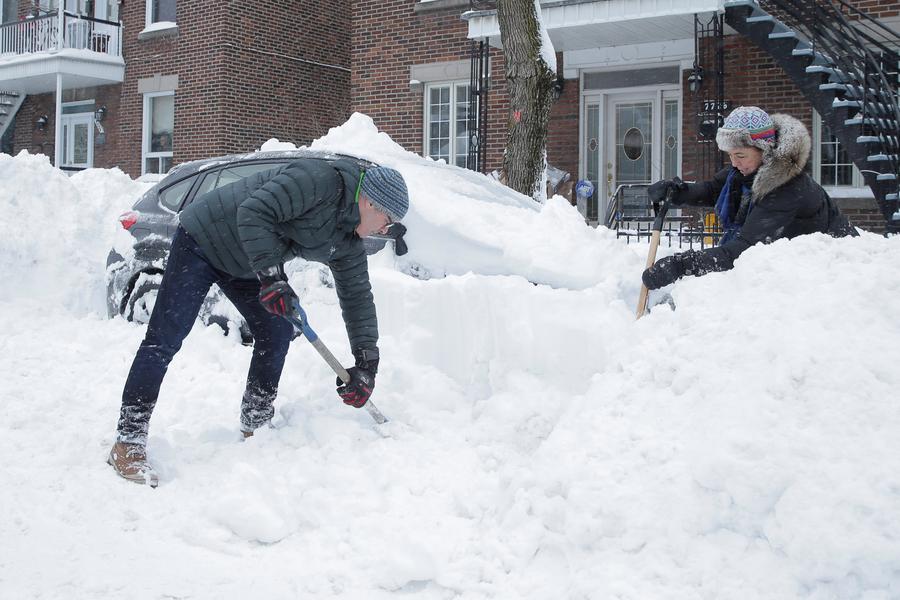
[117,227,294,444]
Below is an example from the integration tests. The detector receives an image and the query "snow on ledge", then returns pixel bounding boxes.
[139,21,178,36]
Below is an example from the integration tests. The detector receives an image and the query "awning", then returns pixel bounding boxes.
[463,0,725,51]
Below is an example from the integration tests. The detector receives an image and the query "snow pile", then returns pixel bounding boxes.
[312,112,644,289]
[1,120,899,599]
[0,151,149,314]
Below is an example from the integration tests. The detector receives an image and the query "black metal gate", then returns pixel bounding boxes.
[468,38,489,173]
[692,13,727,182]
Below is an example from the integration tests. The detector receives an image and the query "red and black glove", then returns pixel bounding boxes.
[336,367,375,408]
[256,264,298,316]
[336,348,379,408]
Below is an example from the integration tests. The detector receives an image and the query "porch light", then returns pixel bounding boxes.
[552,75,565,101]
[95,105,108,122]
[35,115,48,131]
[688,65,704,93]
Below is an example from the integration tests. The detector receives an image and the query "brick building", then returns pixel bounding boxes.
[352,0,899,233]
[1,0,897,232]
[0,0,350,176]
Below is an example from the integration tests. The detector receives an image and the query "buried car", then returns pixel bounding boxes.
[105,148,407,340]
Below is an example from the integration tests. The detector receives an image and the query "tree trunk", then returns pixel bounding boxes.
[497,0,556,202]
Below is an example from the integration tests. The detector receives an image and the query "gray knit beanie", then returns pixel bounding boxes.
[360,166,409,222]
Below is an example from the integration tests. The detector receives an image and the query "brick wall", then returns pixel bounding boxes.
[13,85,122,168]
[837,197,887,233]
[219,0,350,153]
[546,52,579,193]
[351,1,515,174]
[352,1,579,179]
[13,0,350,175]
[352,2,469,156]
[846,0,900,18]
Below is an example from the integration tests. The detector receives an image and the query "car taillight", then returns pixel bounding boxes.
[119,211,138,230]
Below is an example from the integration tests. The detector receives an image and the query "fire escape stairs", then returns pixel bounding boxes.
[0,91,25,143]
[724,0,900,233]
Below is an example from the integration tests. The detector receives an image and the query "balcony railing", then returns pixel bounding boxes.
[0,12,121,59]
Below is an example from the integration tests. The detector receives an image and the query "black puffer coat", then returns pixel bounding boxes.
[675,114,854,276]
[179,158,377,352]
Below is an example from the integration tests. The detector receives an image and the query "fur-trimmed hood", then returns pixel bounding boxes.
[749,113,811,200]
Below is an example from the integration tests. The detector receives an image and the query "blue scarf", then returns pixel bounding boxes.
[714,169,751,246]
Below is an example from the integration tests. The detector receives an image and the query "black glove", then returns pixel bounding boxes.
[337,367,375,408]
[647,179,688,206]
[256,264,298,316]
[336,347,379,408]
[642,254,687,290]
[389,223,408,256]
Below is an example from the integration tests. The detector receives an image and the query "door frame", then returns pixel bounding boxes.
[60,109,94,169]
[581,82,682,224]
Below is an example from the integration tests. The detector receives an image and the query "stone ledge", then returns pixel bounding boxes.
[414,0,471,15]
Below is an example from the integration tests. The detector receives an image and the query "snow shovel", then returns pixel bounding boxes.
[285,300,388,425]
[635,178,681,319]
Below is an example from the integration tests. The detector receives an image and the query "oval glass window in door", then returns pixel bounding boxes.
[623,127,644,161]
[615,102,652,185]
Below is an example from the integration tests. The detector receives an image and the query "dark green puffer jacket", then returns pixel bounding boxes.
[179,158,377,352]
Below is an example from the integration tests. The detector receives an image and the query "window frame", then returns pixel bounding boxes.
[145,0,177,27]
[142,90,175,176]
[423,80,474,169]
[812,110,864,190]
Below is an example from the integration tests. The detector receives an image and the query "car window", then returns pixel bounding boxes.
[194,162,284,198]
[158,176,197,212]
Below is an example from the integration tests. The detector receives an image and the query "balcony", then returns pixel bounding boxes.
[0,11,124,94]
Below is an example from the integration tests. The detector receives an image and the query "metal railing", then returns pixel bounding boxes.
[605,183,724,249]
[756,0,899,201]
[0,11,121,58]
[760,0,899,131]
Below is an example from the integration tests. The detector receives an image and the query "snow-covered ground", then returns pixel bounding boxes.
[1,114,899,600]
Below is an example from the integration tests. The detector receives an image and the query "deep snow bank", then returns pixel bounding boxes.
[1,119,899,599]
[0,151,151,314]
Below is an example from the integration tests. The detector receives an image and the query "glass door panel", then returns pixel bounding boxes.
[612,101,653,186]
[61,113,93,168]
[584,102,601,222]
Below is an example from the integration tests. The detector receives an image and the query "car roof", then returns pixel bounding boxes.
[160,148,374,185]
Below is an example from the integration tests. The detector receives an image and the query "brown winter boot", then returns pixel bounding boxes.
[107,441,159,488]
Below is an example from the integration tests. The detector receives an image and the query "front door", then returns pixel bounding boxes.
[60,112,93,169]
[607,94,655,203]
[583,89,681,223]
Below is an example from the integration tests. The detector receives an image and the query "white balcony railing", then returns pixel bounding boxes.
[0,12,122,59]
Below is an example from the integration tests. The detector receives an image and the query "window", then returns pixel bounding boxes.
[662,98,680,181]
[158,175,195,212]
[813,111,861,187]
[425,82,473,168]
[143,91,174,175]
[2,0,16,24]
[194,163,285,198]
[146,0,176,25]
[38,0,85,12]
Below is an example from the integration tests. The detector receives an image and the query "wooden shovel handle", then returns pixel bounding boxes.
[636,180,679,319]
